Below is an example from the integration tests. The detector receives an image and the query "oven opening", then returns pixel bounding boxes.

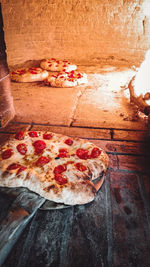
[0,0,150,129]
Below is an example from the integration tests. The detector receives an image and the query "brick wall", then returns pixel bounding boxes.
[1,0,150,66]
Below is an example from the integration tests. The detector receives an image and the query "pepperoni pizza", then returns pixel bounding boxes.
[10,67,49,82]
[40,58,77,72]
[45,70,88,87]
[0,131,108,205]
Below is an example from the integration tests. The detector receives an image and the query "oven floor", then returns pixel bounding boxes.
[11,62,148,130]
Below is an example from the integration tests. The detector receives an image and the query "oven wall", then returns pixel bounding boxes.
[1,0,150,66]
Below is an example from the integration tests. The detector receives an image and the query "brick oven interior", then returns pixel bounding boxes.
[0,1,150,266]
[1,0,150,128]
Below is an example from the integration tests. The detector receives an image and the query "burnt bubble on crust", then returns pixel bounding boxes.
[44,184,55,191]
[86,169,93,180]
[79,172,92,181]
[83,180,97,195]
[2,171,9,178]
[70,180,96,195]
[44,184,59,194]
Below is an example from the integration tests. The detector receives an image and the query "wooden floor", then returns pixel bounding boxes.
[0,121,150,267]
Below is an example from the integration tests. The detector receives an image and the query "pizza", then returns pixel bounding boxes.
[10,67,49,82]
[45,70,88,87]
[0,131,108,205]
[40,58,77,72]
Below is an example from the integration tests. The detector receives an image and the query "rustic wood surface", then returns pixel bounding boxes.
[0,122,150,267]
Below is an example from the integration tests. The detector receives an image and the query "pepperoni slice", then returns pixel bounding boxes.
[54,173,67,185]
[33,140,46,154]
[53,165,67,174]
[17,143,27,155]
[29,70,37,74]
[64,139,73,146]
[75,162,87,172]
[29,67,38,71]
[58,148,68,158]
[36,156,50,167]
[15,131,24,140]
[7,163,21,171]
[77,73,82,78]
[76,148,89,160]
[2,149,13,159]
[18,69,26,75]
[16,166,27,175]
[68,73,74,78]
[28,131,38,138]
[43,133,53,140]
[90,147,101,158]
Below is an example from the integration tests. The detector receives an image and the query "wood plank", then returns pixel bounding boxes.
[141,174,150,207]
[113,129,150,142]
[0,133,13,145]
[4,208,74,267]
[118,154,150,172]
[0,123,31,133]
[90,139,150,156]
[64,178,110,267]
[31,124,111,139]
[4,182,110,267]
[110,171,150,267]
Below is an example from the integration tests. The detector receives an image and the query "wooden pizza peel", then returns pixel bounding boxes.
[0,173,105,266]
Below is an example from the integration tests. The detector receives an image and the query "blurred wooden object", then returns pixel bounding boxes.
[128,76,150,125]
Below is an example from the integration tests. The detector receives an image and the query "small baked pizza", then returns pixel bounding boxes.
[45,70,88,87]
[0,131,108,205]
[10,67,49,82]
[40,58,77,72]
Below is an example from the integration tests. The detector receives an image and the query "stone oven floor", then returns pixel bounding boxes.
[11,62,148,130]
[0,62,150,266]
